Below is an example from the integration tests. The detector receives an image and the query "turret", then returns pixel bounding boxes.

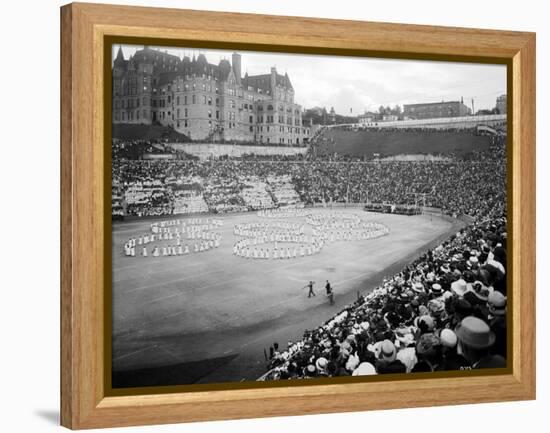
[270,67,277,96]
[232,53,241,85]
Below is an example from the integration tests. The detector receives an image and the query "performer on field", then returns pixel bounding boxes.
[325,280,335,305]
[304,281,316,298]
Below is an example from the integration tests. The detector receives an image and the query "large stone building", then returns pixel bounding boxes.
[403,99,471,119]
[112,46,310,145]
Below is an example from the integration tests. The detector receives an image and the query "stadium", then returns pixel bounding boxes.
[111,120,508,387]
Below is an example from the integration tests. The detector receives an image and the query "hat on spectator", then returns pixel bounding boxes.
[416,333,440,357]
[379,339,397,362]
[414,315,435,332]
[345,353,360,371]
[428,299,445,316]
[451,278,468,297]
[439,329,458,348]
[359,321,370,331]
[315,357,328,372]
[488,291,507,316]
[305,364,316,375]
[418,305,430,316]
[470,281,493,301]
[431,283,443,295]
[396,347,418,373]
[412,282,424,293]
[398,291,411,303]
[455,316,496,349]
[352,362,377,376]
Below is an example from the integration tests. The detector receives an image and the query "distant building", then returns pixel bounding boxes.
[357,112,375,125]
[496,94,507,115]
[112,47,310,145]
[403,100,471,119]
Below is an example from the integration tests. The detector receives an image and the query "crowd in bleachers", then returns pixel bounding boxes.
[113,136,505,221]
[261,214,507,379]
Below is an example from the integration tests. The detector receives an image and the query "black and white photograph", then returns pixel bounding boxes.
[110,44,508,388]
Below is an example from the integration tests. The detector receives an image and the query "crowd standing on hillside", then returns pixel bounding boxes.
[113,136,505,221]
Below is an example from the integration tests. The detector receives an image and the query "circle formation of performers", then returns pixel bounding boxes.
[233,212,389,260]
[234,221,305,237]
[307,212,389,243]
[123,217,223,258]
[233,221,320,259]
[257,207,308,219]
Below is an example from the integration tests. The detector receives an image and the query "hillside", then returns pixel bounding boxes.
[317,129,493,158]
[112,123,190,142]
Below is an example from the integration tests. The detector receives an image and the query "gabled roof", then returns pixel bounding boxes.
[243,72,293,93]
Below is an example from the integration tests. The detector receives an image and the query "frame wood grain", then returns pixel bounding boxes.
[60,2,536,429]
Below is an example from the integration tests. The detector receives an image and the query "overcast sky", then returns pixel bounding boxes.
[115,45,506,115]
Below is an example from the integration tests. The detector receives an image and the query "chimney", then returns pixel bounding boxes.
[270,67,277,96]
[232,53,241,85]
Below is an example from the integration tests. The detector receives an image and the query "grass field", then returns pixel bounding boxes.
[111,207,464,387]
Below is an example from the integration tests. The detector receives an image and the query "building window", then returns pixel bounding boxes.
[192,95,196,104]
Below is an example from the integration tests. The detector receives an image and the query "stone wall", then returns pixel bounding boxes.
[168,142,308,159]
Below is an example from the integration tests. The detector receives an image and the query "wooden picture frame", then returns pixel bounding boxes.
[60,2,536,429]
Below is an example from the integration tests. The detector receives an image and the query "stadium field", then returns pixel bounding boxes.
[111,207,464,387]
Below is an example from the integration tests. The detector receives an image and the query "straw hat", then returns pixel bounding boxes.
[455,316,496,349]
